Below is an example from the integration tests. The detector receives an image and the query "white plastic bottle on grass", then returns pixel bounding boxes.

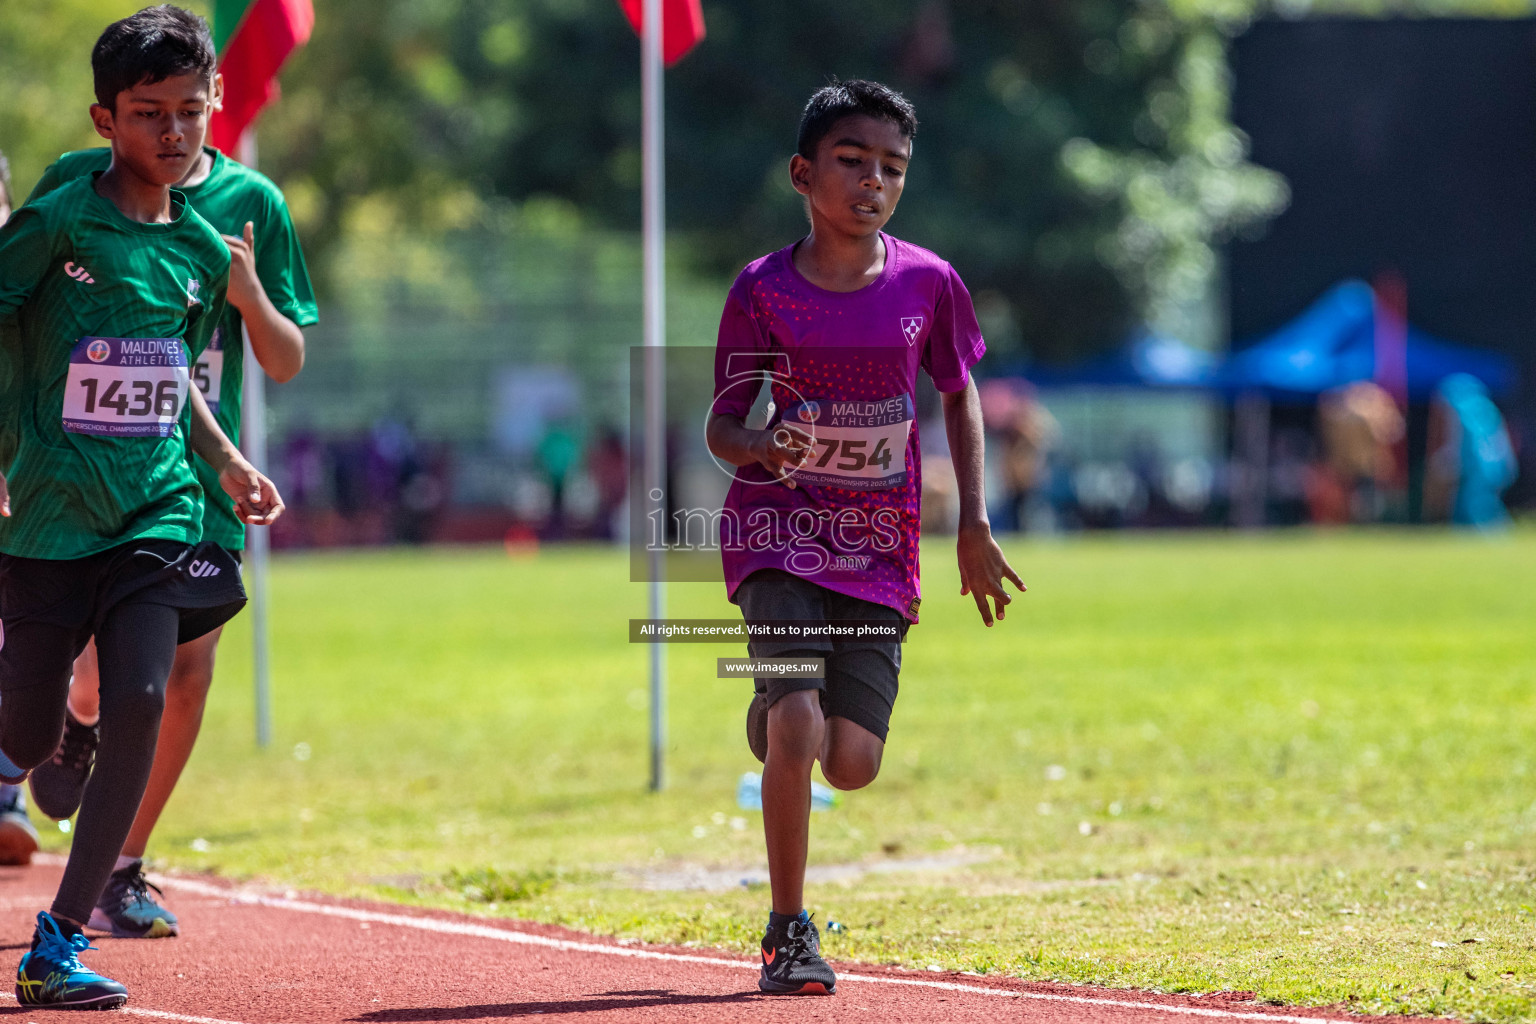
[736,771,837,811]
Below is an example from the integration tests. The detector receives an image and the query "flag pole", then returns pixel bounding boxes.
[237,129,274,750]
[642,0,668,792]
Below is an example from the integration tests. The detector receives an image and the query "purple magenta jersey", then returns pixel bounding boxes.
[711,233,986,621]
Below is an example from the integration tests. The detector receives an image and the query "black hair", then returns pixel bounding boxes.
[92,5,217,110]
[796,79,918,159]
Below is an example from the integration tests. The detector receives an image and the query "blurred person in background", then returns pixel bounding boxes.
[1268,428,1314,527]
[1425,373,1518,530]
[983,381,1059,534]
[536,417,582,540]
[0,146,43,867]
[1317,381,1404,524]
[587,426,628,540]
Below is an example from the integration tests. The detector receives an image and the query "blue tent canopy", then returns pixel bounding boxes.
[1223,280,1517,400]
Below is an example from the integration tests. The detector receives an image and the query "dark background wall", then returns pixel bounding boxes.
[1228,18,1536,423]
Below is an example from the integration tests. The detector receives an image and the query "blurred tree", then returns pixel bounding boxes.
[254,0,1288,363]
[0,2,188,191]
[6,0,1519,363]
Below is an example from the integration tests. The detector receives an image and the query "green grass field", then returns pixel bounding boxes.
[38,530,1536,1021]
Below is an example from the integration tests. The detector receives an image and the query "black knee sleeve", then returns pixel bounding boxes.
[52,600,179,927]
[0,683,69,771]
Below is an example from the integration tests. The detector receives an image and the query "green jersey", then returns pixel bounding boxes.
[30,147,318,549]
[0,174,229,560]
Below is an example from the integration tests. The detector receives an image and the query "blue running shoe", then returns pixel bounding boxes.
[16,911,128,1009]
[88,861,178,939]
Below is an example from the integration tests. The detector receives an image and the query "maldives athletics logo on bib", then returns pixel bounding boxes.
[86,339,112,363]
[901,316,924,345]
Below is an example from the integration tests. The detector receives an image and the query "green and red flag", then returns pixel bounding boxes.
[210,0,315,153]
[615,0,705,66]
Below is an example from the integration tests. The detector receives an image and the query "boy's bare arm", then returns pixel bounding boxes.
[223,221,305,382]
[706,411,815,490]
[942,379,1025,626]
[188,386,285,525]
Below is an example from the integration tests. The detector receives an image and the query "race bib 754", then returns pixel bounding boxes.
[781,394,913,490]
[63,336,190,438]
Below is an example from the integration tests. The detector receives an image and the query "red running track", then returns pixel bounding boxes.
[0,859,1447,1024]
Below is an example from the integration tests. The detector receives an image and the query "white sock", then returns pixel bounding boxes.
[114,855,140,873]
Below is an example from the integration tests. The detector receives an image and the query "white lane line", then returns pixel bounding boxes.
[0,992,251,1024]
[0,896,72,910]
[159,876,1366,1024]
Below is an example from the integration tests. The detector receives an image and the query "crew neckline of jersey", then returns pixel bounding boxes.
[175,147,226,199]
[785,232,898,299]
[86,171,195,234]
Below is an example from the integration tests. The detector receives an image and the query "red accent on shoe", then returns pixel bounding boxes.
[762,946,776,966]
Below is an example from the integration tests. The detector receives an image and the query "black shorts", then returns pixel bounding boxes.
[0,540,247,695]
[736,569,908,742]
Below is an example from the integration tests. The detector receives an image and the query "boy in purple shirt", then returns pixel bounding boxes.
[706,80,1024,996]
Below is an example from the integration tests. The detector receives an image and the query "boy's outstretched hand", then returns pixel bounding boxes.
[957,522,1025,626]
[218,456,286,526]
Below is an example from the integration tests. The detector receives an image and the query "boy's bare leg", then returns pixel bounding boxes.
[120,626,221,859]
[819,717,883,792]
[763,690,825,916]
[68,642,102,723]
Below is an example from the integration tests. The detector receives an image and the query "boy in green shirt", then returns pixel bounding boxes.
[0,149,42,869]
[25,86,316,941]
[0,6,283,1008]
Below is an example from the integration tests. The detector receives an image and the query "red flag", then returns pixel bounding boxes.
[616,0,705,67]
[210,0,315,153]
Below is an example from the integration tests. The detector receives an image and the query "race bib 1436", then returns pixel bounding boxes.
[63,336,190,438]
[782,394,913,490]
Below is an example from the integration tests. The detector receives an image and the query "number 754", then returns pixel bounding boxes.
[811,435,894,472]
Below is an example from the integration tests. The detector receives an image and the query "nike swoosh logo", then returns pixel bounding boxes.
[762,946,776,966]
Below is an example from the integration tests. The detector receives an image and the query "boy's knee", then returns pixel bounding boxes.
[0,684,70,770]
[165,659,215,709]
[0,723,63,772]
[821,748,882,791]
[101,683,166,732]
[820,716,885,790]
[766,690,824,762]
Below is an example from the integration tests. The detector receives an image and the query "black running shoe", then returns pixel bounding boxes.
[746,689,768,764]
[16,911,128,1009]
[759,916,836,995]
[88,862,178,939]
[28,712,98,821]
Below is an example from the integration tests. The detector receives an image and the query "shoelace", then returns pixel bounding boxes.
[35,922,96,973]
[53,720,97,772]
[779,919,820,966]
[118,869,166,910]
